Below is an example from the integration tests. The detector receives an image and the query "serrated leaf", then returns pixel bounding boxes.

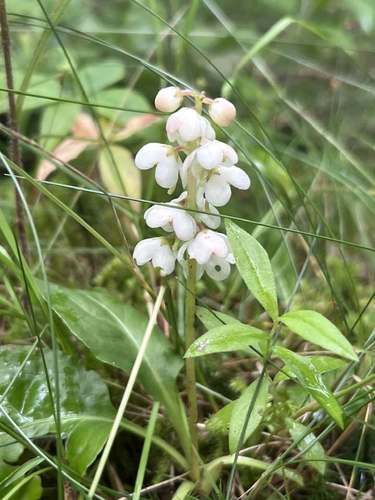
[287,419,326,475]
[229,377,269,453]
[226,221,278,320]
[280,310,357,361]
[48,284,187,448]
[98,145,141,210]
[185,324,267,358]
[274,346,344,427]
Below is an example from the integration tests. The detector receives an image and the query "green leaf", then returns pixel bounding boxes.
[196,306,240,331]
[287,419,326,475]
[185,324,267,358]
[280,310,357,361]
[2,475,42,500]
[98,145,141,203]
[207,401,235,435]
[0,346,114,474]
[229,377,269,453]
[39,102,78,152]
[274,346,344,427]
[94,88,150,124]
[78,59,126,95]
[48,284,188,450]
[66,419,111,475]
[226,221,278,320]
[275,356,346,382]
[66,419,112,475]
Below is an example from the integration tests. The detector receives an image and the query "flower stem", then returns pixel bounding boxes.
[185,258,200,482]
[185,168,200,482]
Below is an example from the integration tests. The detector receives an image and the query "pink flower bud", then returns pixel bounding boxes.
[208,98,236,127]
[154,86,183,113]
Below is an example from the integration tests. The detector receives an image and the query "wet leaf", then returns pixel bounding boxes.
[0,346,114,475]
[274,346,344,427]
[48,284,187,446]
[185,324,267,358]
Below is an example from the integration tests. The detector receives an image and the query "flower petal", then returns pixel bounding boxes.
[152,244,175,275]
[155,156,179,189]
[220,166,250,190]
[205,256,231,281]
[196,141,223,170]
[205,175,232,206]
[144,206,172,228]
[172,211,197,241]
[135,143,167,170]
[133,238,162,265]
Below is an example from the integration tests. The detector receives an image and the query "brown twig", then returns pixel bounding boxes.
[0,0,28,259]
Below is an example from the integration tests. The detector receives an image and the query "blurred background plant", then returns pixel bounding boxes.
[0,0,374,498]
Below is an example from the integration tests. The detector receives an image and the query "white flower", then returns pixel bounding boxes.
[196,190,220,229]
[144,193,197,241]
[208,97,236,127]
[204,166,250,207]
[181,141,238,184]
[166,107,215,145]
[181,141,250,207]
[178,229,234,281]
[133,237,175,275]
[135,143,181,189]
[155,86,183,113]
[186,229,231,264]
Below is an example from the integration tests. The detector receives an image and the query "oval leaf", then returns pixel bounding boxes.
[226,220,278,320]
[185,324,268,358]
[280,310,357,361]
[48,284,187,448]
[229,377,269,453]
[99,145,141,210]
[287,419,326,475]
[274,346,344,428]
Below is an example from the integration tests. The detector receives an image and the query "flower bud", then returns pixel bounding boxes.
[208,97,236,127]
[166,107,215,144]
[155,86,183,113]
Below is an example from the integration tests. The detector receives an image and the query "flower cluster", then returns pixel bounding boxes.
[133,86,250,281]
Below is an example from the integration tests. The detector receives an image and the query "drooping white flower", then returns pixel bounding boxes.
[135,143,181,189]
[208,97,236,127]
[144,192,197,241]
[181,141,250,207]
[155,86,183,113]
[204,166,250,206]
[166,107,215,145]
[186,229,231,264]
[133,237,175,275]
[177,229,234,281]
[196,189,220,229]
[181,140,238,184]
